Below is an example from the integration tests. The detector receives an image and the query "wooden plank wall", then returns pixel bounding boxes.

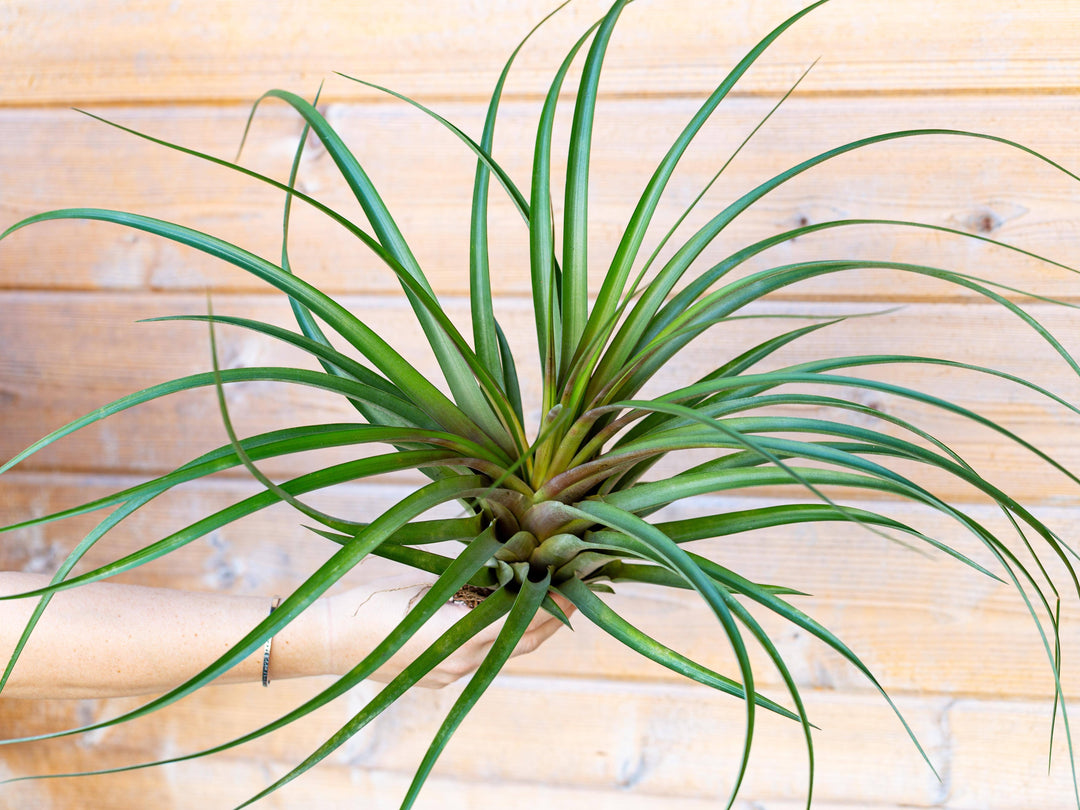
[2,0,1079,807]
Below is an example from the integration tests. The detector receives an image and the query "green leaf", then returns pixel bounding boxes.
[578,0,832,372]
[0,365,430,479]
[559,0,631,371]
[1,209,490,443]
[400,570,552,809]
[231,584,515,809]
[0,459,475,603]
[276,86,355,398]
[529,18,604,409]
[148,314,405,400]
[651,217,1078,343]
[3,529,506,789]
[581,61,820,397]
[558,576,801,721]
[0,477,497,750]
[563,501,756,809]
[0,489,157,695]
[260,91,518,448]
[470,2,572,379]
[593,127,1080,403]
[1,424,464,535]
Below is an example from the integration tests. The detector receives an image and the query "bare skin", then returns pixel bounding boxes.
[0,572,571,699]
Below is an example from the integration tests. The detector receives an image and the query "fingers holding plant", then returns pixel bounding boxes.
[322,576,574,688]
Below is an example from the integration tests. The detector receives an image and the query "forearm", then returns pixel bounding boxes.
[0,573,330,699]
[0,571,570,700]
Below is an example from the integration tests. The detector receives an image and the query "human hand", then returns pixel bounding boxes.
[323,575,574,688]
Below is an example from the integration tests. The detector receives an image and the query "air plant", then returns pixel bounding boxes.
[2,0,1078,807]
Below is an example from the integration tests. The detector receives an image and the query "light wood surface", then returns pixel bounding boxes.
[3,0,1080,104]
[3,95,1078,299]
[4,293,1080,504]
[2,1,1079,808]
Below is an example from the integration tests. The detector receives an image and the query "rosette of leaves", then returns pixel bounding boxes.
[2,0,1079,807]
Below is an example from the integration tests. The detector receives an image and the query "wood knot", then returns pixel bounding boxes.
[972,210,1001,234]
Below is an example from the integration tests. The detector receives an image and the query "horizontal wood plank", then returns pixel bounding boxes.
[0,681,948,807]
[3,682,1070,806]
[947,700,1080,809]
[3,1,1079,106]
[2,95,1078,300]
[0,760,929,810]
[4,291,1080,504]
[0,757,927,810]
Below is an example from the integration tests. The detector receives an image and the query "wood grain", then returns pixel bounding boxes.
[3,1,1080,807]
[1,682,1069,807]
[2,94,1078,300]
[0,695,946,810]
[4,291,1080,504]
[3,1,1079,105]
[0,678,945,806]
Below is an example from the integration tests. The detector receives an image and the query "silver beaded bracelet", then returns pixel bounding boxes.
[262,596,282,687]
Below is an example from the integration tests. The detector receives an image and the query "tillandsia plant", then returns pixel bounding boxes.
[2,0,1080,807]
